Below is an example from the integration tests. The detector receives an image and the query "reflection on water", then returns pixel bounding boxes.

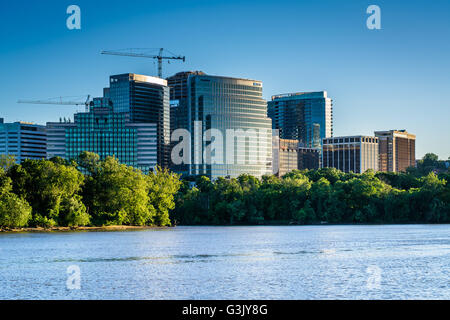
[0,225,449,299]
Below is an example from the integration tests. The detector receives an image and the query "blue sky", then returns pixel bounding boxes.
[0,0,449,159]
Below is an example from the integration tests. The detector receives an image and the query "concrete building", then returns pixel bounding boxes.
[0,118,46,162]
[272,136,299,176]
[374,130,416,172]
[268,91,333,148]
[46,98,157,172]
[322,136,379,173]
[107,73,170,167]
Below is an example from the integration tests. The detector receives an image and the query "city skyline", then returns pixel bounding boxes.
[1,0,449,159]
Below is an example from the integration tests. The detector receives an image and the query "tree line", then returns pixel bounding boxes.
[1,152,449,229]
[172,164,450,225]
[0,152,181,229]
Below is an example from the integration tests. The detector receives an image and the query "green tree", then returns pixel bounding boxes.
[0,168,32,228]
[0,192,32,228]
[147,166,181,226]
[8,159,84,225]
[60,195,90,227]
[0,154,16,171]
[84,156,151,226]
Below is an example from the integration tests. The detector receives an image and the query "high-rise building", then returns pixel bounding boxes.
[0,120,46,163]
[298,147,320,170]
[108,73,170,167]
[167,71,205,174]
[322,136,379,173]
[374,130,416,172]
[272,136,299,176]
[268,91,333,148]
[171,74,272,179]
[46,98,157,172]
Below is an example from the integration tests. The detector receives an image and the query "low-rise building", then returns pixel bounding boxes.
[322,136,379,173]
[0,118,46,162]
[46,98,157,172]
[374,129,416,172]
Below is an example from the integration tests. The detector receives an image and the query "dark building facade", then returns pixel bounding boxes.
[167,71,205,174]
[375,130,416,172]
[108,73,170,167]
[268,91,333,148]
[298,147,320,170]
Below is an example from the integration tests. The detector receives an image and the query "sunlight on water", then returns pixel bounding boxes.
[0,225,449,299]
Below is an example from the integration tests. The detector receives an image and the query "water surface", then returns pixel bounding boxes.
[0,225,449,299]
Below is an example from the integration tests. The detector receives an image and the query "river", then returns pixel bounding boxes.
[0,225,449,299]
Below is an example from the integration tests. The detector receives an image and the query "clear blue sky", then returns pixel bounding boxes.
[0,0,449,159]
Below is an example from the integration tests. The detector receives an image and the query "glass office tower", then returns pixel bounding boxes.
[0,118,46,162]
[167,71,205,175]
[108,73,170,167]
[46,98,157,172]
[180,74,272,179]
[268,91,333,148]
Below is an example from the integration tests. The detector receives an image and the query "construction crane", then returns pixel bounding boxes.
[17,95,92,112]
[100,48,185,78]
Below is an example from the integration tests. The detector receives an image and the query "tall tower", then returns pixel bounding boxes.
[170,74,272,178]
[108,73,170,167]
[268,91,333,148]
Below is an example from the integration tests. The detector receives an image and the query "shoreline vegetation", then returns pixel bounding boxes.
[0,225,168,233]
[0,152,449,232]
[2,222,449,234]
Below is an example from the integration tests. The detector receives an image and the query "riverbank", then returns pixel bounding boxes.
[0,225,169,233]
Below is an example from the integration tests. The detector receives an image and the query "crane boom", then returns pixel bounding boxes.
[101,48,185,78]
[17,95,91,112]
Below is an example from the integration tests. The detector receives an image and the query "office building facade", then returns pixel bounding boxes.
[167,71,205,174]
[322,136,379,173]
[272,136,299,176]
[0,118,46,163]
[268,91,333,148]
[374,130,416,172]
[108,73,170,167]
[298,147,320,170]
[176,74,272,179]
[46,98,157,172]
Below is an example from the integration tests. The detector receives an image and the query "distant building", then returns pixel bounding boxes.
[268,91,333,148]
[322,136,379,173]
[46,98,157,172]
[170,74,272,179]
[298,147,320,170]
[374,130,416,172]
[272,136,299,176]
[107,73,170,167]
[0,120,46,163]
